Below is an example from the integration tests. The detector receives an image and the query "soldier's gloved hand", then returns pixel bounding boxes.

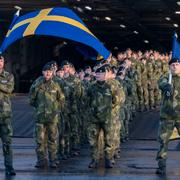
[163,84,172,97]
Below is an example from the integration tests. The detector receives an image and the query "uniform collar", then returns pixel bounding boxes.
[0,69,5,77]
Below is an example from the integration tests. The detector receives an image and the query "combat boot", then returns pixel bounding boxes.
[156,160,166,175]
[105,159,114,168]
[88,159,98,168]
[5,166,16,176]
[144,105,149,111]
[34,160,46,168]
[156,166,166,175]
[49,161,57,168]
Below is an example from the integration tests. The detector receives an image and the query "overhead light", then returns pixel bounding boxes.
[77,0,81,1]
[85,6,92,10]
[120,24,126,28]
[105,17,111,21]
[133,30,139,34]
[174,23,179,27]
[165,17,171,21]
[76,7,83,13]
[114,47,118,50]
[144,40,149,44]
[177,1,180,5]
[175,11,180,14]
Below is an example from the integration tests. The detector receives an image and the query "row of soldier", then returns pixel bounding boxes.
[0,49,171,175]
[30,54,158,169]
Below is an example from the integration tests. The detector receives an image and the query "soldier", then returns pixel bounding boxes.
[0,55,16,176]
[56,67,64,79]
[147,54,156,110]
[29,64,65,168]
[141,58,149,111]
[156,58,180,175]
[107,65,125,161]
[87,65,124,168]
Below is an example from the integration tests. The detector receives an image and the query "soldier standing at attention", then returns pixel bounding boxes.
[29,64,65,168]
[0,55,16,176]
[156,58,180,175]
[87,65,124,168]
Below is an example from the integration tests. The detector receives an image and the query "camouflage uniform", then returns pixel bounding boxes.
[154,59,163,107]
[64,74,83,154]
[117,76,132,141]
[87,80,124,164]
[156,74,180,170]
[107,79,125,158]
[29,77,65,166]
[147,59,156,109]
[141,62,149,110]
[0,70,14,172]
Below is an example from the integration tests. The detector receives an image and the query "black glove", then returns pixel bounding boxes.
[163,84,172,97]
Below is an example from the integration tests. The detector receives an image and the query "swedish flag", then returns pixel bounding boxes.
[172,32,180,59]
[0,7,110,60]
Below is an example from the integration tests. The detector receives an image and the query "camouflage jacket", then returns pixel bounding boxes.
[29,77,65,123]
[159,74,180,120]
[106,79,125,117]
[88,80,125,122]
[146,60,155,80]
[0,70,14,120]
[63,75,84,113]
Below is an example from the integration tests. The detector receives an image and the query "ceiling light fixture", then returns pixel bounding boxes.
[177,1,180,5]
[85,6,92,10]
[133,30,139,34]
[175,11,180,14]
[120,24,126,28]
[144,40,149,44]
[105,17,111,21]
[165,17,171,21]
[174,23,179,27]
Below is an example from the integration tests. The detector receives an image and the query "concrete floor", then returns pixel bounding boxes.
[0,138,180,179]
[1,95,180,179]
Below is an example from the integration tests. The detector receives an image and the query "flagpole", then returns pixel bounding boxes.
[168,32,177,84]
[0,6,22,53]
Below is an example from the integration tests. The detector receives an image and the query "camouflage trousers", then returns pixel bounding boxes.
[69,113,80,151]
[141,82,149,107]
[87,120,116,161]
[58,116,71,158]
[0,118,13,168]
[35,122,58,163]
[148,80,158,108]
[119,107,126,140]
[113,117,121,153]
[136,83,143,108]
[156,119,180,167]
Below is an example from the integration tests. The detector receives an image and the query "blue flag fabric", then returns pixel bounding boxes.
[0,7,110,59]
[172,32,180,59]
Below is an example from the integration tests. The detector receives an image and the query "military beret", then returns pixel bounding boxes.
[118,66,125,72]
[95,65,109,73]
[117,66,125,76]
[57,67,64,72]
[84,73,90,78]
[42,64,53,71]
[61,60,70,66]
[169,58,180,65]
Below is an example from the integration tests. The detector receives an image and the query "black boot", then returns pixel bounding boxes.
[5,166,16,176]
[49,161,57,168]
[34,160,46,168]
[156,160,166,175]
[105,159,114,168]
[156,166,166,175]
[88,159,98,168]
